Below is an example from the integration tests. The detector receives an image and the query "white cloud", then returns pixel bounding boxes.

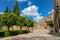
[0,12,4,14]
[51,10,54,12]
[48,9,54,14]
[28,1,32,6]
[34,16,43,23]
[22,5,39,16]
[21,5,43,23]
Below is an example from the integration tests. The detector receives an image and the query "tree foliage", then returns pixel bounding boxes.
[0,15,3,27]
[0,13,34,31]
[13,1,20,16]
[46,20,54,28]
[4,6,9,14]
[24,18,33,30]
[16,16,25,30]
[0,1,34,31]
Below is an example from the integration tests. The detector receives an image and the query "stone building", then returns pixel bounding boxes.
[50,11,54,21]
[40,11,54,30]
[54,0,60,32]
[40,17,50,30]
[34,22,39,29]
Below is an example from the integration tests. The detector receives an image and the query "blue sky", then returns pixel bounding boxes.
[0,0,54,23]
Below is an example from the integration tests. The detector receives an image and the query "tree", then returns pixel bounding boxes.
[13,1,20,16]
[46,20,54,33]
[2,13,17,31]
[4,6,9,14]
[46,20,54,27]
[24,18,32,30]
[0,15,3,27]
[30,21,34,32]
[7,13,17,30]
[9,10,11,13]
[16,16,25,30]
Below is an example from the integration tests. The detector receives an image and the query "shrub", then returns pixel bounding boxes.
[18,30,30,34]
[0,30,30,37]
[27,30,30,33]
[0,30,10,37]
[18,30,23,34]
[0,31,5,37]
[22,30,30,34]
[5,31,10,37]
[9,30,18,36]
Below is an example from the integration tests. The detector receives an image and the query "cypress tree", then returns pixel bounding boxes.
[13,1,20,16]
[9,10,11,13]
[4,6,9,14]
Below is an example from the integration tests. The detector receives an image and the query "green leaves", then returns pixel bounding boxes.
[0,1,34,31]
[24,18,34,27]
[0,15,4,27]
[46,20,54,27]
[4,6,9,14]
[13,1,20,16]
[4,13,17,27]
[16,16,26,27]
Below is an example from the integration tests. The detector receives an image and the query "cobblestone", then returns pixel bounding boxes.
[0,29,60,40]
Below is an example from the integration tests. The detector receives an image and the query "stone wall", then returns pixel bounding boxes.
[1,25,33,31]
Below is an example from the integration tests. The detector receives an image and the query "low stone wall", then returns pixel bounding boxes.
[0,36,60,40]
[2,26,33,30]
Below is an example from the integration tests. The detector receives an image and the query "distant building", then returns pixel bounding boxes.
[34,22,39,29]
[40,17,50,29]
[50,11,54,21]
[40,11,54,30]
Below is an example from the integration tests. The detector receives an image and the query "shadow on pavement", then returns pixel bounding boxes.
[48,31,60,37]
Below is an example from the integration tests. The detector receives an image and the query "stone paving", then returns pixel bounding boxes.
[0,29,60,40]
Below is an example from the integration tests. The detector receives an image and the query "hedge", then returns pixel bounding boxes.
[22,30,30,34]
[18,30,30,34]
[9,30,18,36]
[0,30,30,37]
[5,31,10,37]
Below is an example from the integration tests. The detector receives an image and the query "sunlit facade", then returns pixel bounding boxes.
[54,0,60,32]
[40,11,54,30]
[40,17,50,30]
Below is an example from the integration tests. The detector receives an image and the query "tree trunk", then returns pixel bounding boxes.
[32,27,33,33]
[8,26,10,31]
[54,27,59,33]
[28,27,29,30]
[20,27,22,30]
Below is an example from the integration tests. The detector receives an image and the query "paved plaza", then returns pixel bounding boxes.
[1,29,60,40]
